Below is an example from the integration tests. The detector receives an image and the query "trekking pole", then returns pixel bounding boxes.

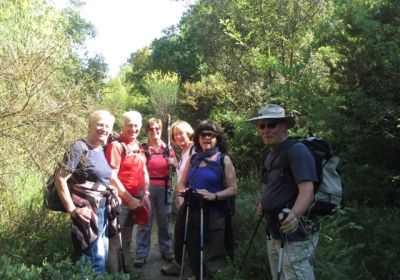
[199,197,204,280]
[239,214,263,272]
[277,208,290,280]
[165,114,173,204]
[117,217,127,273]
[277,234,285,280]
[180,191,190,280]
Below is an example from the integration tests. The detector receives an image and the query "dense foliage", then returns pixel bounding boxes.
[1,0,399,278]
[140,0,400,207]
[0,0,111,274]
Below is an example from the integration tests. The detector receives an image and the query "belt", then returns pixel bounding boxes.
[150,176,169,180]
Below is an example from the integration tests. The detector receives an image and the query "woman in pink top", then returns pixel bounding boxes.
[135,118,177,267]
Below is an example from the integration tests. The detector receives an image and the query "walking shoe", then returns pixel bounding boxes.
[134,257,146,268]
[161,251,175,262]
[160,260,180,276]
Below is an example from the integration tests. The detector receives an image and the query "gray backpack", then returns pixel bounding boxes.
[271,137,343,216]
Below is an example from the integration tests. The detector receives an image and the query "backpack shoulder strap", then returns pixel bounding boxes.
[113,137,127,158]
[218,153,236,216]
[189,145,196,156]
[262,138,298,174]
[77,139,90,163]
[141,143,151,162]
[219,152,225,172]
[163,144,171,158]
[219,153,226,187]
[189,151,198,166]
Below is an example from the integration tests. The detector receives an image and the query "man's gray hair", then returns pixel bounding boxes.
[122,111,142,126]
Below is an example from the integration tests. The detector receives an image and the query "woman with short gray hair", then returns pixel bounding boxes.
[55,110,119,274]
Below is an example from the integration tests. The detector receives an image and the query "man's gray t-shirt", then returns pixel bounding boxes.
[261,138,318,241]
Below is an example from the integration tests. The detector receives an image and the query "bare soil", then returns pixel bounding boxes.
[131,224,179,280]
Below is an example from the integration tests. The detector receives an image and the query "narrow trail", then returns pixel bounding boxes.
[131,223,179,280]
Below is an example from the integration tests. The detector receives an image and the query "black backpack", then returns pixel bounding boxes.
[301,137,343,215]
[44,140,89,212]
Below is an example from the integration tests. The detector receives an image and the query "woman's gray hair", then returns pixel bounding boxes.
[121,111,142,126]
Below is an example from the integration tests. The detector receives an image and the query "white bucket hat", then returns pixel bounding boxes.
[248,104,295,128]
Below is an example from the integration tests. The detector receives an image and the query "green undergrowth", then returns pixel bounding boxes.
[214,173,400,280]
[0,256,130,279]
[1,170,399,279]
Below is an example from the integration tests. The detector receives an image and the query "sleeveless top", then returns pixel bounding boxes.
[187,154,224,193]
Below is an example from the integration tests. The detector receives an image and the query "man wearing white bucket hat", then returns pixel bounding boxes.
[249,104,320,280]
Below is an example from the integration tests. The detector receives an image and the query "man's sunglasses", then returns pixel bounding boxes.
[148,127,161,132]
[199,131,217,138]
[257,122,279,130]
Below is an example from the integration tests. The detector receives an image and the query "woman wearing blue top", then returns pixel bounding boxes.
[177,120,237,279]
[55,110,119,274]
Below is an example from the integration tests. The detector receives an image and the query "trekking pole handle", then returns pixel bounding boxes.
[279,208,291,224]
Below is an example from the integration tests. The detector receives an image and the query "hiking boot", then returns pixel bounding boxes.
[134,257,146,268]
[160,260,180,276]
[161,251,175,262]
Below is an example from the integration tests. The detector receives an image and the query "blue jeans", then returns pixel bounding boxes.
[267,233,319,280]
[136,185,173,258]
[82,206,109,274]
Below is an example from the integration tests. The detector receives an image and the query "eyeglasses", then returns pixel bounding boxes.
[199,131,217,138]
[148,127,161,132]
[257,122,279,130]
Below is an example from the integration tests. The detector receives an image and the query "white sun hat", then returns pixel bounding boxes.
[248,104,295,128]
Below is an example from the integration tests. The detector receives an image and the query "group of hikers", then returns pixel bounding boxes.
[54,103,320,280]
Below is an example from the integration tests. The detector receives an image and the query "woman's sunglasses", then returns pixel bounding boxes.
[148,127,161,132]
[257,122,279,130]
[199,131,217,138]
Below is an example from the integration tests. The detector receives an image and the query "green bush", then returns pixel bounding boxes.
[211,174,400,280]
[314,208,369,279]
[0,256,130,280]
[0,166,72,265]
[342,163,398,207]
[0,255,42,279]
[347,207,400,280]
[221,173,272,279]
[211,110,265,175]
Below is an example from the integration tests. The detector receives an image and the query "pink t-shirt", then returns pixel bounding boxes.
[146,144,175,186]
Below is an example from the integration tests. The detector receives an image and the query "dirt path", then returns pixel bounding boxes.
[132,224,179,280]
